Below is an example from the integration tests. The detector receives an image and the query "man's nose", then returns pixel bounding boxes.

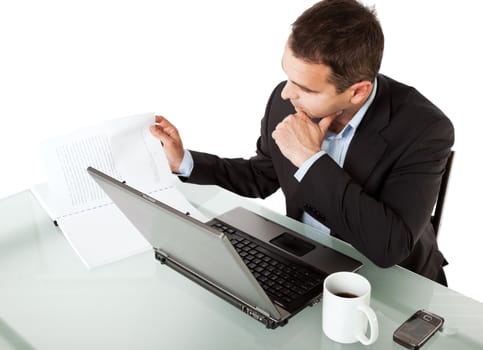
[281,81,298,101]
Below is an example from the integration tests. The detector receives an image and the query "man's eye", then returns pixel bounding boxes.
[302,88,315,93]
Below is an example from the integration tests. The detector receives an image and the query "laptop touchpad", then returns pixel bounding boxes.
[270,232,315,257]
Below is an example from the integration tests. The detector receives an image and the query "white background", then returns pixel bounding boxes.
[1,1,482,301]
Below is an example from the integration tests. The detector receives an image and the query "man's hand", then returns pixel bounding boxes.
[149,116,185,173]
[272,111,339,168]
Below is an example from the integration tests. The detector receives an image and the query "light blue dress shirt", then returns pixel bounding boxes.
[178,79,378,235]
[296,79,378,234]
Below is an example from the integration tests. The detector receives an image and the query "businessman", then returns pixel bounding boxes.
[150,0,454,285]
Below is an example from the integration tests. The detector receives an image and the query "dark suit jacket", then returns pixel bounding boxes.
[184,74,454,282]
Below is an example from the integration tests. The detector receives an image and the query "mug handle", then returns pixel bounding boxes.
[356,304,379,345]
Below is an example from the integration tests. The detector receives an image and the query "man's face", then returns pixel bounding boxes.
[281,44,351,120]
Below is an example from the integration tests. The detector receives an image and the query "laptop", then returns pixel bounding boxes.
[87,167,362,329]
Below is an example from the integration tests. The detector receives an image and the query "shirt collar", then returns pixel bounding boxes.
[328,78,378,139]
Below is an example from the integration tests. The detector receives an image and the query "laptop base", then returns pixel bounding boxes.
[154,250,288,329]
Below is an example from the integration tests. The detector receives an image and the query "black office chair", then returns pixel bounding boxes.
[431,150,454,238]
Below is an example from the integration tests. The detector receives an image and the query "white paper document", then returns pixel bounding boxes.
[31,112,207,268]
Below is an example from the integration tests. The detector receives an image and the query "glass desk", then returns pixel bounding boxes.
[1,183,482,350]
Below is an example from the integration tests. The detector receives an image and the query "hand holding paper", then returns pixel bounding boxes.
[32,113,207,268]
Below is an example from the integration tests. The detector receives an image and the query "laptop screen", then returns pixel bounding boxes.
[87,167,281,319]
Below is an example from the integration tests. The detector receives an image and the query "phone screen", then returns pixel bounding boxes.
[397,317,437,343]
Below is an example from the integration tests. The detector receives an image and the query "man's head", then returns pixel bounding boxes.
[291,0,384,93]
[281,0,384,124]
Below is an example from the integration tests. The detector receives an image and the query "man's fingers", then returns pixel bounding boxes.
[149,125,169,144]
[150,116,185,172]
[155,115,174,131]
[155,115,174,125]
[318,116,334,132]
[318,110,343,133]
[149,124,163,137]
[153,115,179,138]
[294,110,310,119]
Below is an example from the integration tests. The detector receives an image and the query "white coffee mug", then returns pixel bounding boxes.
[322,272,378,345]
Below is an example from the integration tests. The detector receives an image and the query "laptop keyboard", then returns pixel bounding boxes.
[211,221,326,312]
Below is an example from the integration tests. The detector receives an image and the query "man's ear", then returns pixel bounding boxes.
[349,81,373,105]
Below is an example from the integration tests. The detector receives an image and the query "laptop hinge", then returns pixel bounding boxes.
[153,250,283,328]
[154,249,169,263]
[155,249,272,319]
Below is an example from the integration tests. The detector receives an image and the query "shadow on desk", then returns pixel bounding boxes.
[152,260,325,349]
[0,318,36,350]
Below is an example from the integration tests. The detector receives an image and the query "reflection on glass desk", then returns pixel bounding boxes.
[1,183,482,350]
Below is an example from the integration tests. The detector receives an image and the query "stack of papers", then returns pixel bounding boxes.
[31,113,207,268]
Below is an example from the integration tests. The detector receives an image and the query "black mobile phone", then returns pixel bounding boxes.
[393,310,444,349]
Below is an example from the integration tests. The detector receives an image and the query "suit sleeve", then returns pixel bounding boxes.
[299,117,454,268]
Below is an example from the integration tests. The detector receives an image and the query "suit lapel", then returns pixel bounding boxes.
[343,75,391,186]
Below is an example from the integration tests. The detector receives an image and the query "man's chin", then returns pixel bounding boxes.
[291,102,301,112]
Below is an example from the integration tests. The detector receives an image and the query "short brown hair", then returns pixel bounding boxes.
[290,0,384,93]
